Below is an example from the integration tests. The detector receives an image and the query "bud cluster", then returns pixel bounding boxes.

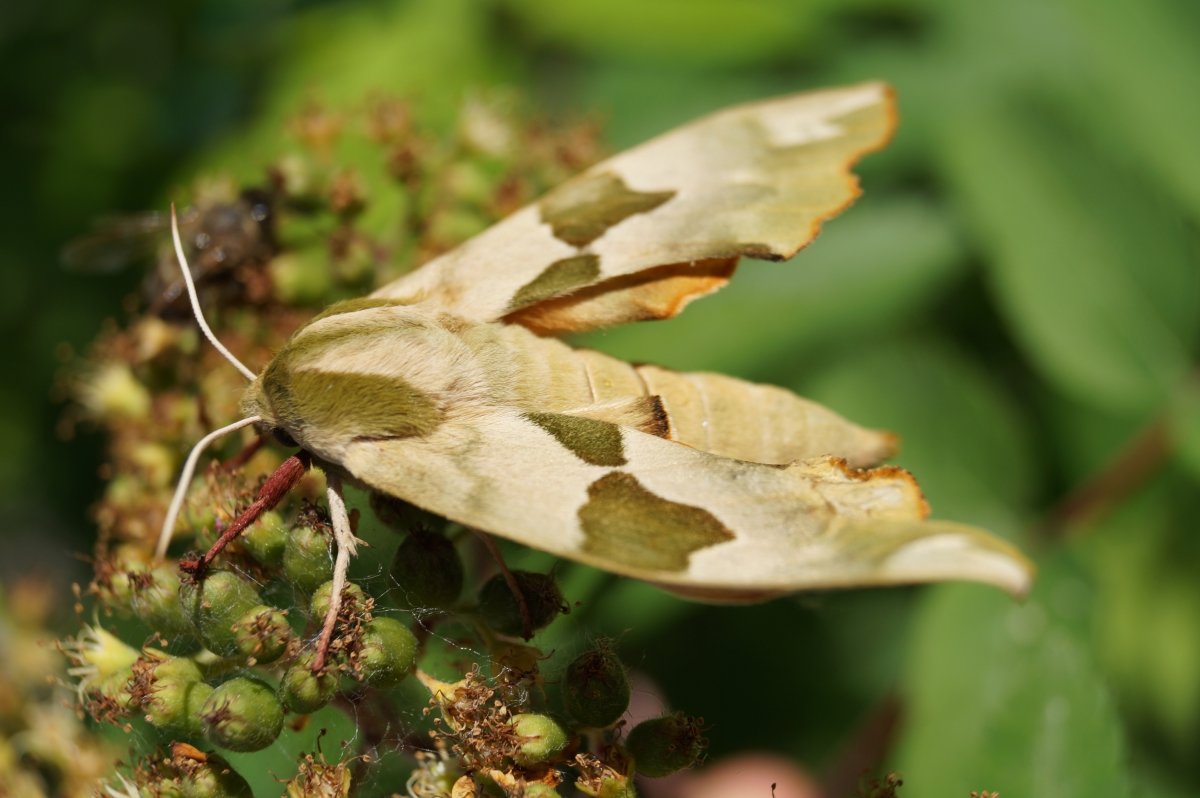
[63,94,709,795]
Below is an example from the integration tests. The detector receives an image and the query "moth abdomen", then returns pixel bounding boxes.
[467,321,896,467]
[633,364,895,467]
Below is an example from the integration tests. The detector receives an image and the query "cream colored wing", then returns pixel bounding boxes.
[339,406,1031,600]
[372,83,896,333]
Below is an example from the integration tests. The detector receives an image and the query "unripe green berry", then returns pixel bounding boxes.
[102,569,137,613]
[579,776,635,798]
[98,544,152,611]
[130,563,193,640]
[478,571,564,637]
[185,682,215,738]
[356,617,418,687]
[180,571,262,657]
[563,646,630,729]
[390,530,464,609]
[179,755,253,797]
[141,656,205,735]
[93,669,136,709]
[269,249,334,306]
[279,652,338,714]
[240,510,288,567]
[231,605,292,663]
[283,522,334,594]
[310,580,368,620]
[511,713,569,768]
[201,676,284,752]
[624,713,706,778]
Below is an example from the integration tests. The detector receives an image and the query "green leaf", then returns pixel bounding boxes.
[500,0,834,67]
[1168,376,1200,482]
[1078,475,1200,753]
[894,558,1132,797]
[1058,0,1200,220]
[938,101,1194,414]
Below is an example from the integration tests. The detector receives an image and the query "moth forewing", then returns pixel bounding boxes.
[370,82,897,329]
[173,83,1032,646]
[330,406,1032,600]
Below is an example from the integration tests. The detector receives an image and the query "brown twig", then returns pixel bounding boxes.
[1041,415,1169,536]
[820,693,903,798]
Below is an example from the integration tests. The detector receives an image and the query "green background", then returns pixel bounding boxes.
[2,0,1199,795]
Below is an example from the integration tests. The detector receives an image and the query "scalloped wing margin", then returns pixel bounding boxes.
[373,82,897,333]
[337,406,1032,601]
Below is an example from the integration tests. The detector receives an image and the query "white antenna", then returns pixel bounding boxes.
[155,204,263,558]
[156,415,262,558]
[170,204,257,383]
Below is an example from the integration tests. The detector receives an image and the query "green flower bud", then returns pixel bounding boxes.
[231,605,292,664]
[97,543,152,612]
[180,571,262,657]
[64,624,138,714]
[102,569,137,613]
[141,655,206,736]
[390,530,464,609]
[563,645,630,729]
[93,669,136,710]
[240,510,288,567]
[80,361,150,421]
[279,652,338,714]
[69,624,140,680]
[510,713,568,768]
[130,563,194,641]
[426,207,489,248]
[270,250,334,305]
[283,522,334,594]
[274,153,322,202]
[577,775,635,798]
[185,682,215,738]
[310,580,368,621]
[478,571,564,637]
[285,757,352,798]
[624,713,706,778]
[356,617,418,688]
[201,676,284,752]
[521,785,561,798]
[180,754,254,797]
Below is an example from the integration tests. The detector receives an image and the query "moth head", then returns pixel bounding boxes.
[235,297,449,460]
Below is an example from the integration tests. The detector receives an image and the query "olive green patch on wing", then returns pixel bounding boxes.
[265,368,443,441]
[508,254,601,311]
[524,412,626,467]
[540,171,676,247]
[578,472,734,572]
[302,297,412,327]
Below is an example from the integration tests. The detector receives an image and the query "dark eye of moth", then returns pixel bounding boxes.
[272,428,298,448]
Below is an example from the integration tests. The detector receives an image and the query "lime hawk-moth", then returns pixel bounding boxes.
[158,82,1032,661]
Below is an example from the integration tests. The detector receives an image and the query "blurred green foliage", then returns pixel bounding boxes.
[3,0,1199,795]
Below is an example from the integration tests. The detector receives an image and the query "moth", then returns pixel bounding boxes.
[159,83,1031,659]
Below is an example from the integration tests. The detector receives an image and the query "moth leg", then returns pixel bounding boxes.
[312,471,363,672]
[473,529,533,640]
